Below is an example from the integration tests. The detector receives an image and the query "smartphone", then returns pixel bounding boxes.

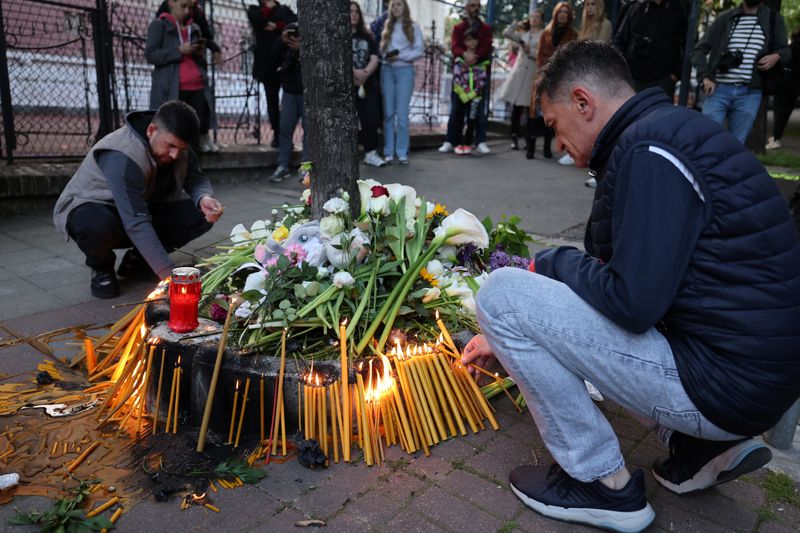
[385,49,399,59]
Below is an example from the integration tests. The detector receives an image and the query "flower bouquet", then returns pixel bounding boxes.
[198,179,534,363]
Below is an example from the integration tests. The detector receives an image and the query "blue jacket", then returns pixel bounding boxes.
[535,88,800,436]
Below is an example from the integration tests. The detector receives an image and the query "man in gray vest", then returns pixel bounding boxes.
[53,100,224,298]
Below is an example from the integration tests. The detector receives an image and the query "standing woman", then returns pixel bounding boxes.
[528,2,577,160]
[351,2,384,167]
[146,0,217,153]
[380,0,423,165]
[577,0,612,42]
[499,10,544,151]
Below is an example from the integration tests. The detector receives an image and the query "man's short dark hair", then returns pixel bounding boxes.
[153,100,200,144]
[464,28,479,40]
[536,41,634,105]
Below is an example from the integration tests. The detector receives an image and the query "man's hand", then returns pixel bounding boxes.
[199,196,224,223]
[702,78,716,95]
[462,334,496,379]
[265,21,277,31]
[212,51,223,66]
[757,53,780,71]
[353,68,368,86]
[179,42,195,55]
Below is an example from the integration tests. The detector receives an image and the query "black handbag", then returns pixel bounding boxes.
[761,9,791,96]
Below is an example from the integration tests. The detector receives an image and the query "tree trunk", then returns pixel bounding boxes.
[298,0,359,219]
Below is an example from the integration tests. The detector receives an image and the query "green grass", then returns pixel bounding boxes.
[757,149,800,170]
[761,471,800,506]
[385,457,410,472]
[497,521,517,533]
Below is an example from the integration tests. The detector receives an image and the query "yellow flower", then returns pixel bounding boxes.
[427,203,449,219]
[419,268,439,287]
[271,225,289,242]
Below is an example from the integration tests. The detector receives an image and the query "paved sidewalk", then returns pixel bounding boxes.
[0,141,798,532]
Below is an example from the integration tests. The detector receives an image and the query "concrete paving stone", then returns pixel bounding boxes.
[0,234,29,252]
[381,507,446,532]
[758,519,800,533]
[652,488,760,531]
[0,247,51,266]
[5,256,79,278]
[343,472,428,525]
[409,484,505,532]
[608,413,652,442]
[625,440,664,473]
[48,279,98,306]
[0,215,53,231]
[465,438,538,487]
[259,457,323,502]
[0,284,65,321]
[438,468,522,520]
[0,266,19,281]
[74,292,150,324]
[3,305,100,336]
[243,506,319,532]
[406,452,453,482]
[291,462,385,518]
[714,478,768,509]
[7,224,59,240]
[0,495,53,528]
[457,424,499,448]
[430,433,482,461]
[501,419,546,449]
[767,499,800,528]
[650,494,735,533]
[320,511,373,532]
[513,506,597,532]
[0,342,51,376]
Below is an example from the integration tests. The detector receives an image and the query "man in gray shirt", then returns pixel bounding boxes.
[53,100,224,298]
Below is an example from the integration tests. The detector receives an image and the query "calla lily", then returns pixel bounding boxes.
[230,220,269,246]
[357,179,382,216]
[433,208,489,248]
[385,183,417,219]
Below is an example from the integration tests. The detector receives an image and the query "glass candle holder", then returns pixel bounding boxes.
[168,267,201,333]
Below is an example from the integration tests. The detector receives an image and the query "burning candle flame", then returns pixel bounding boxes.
[235,379,240,391]
[341,318,348,327]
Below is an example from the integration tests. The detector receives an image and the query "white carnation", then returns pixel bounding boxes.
[323,197,348,214]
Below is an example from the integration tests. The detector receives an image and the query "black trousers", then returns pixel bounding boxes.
[179,90,210,134]
[66,200,212,273]
[510,105,527,137]
[527,116,554,156]
[452,98,479,147]
[355,84,382,152]
[262,75,282,139]
[773,84,800,141]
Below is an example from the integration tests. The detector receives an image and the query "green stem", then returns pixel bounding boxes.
[347,258,380,339]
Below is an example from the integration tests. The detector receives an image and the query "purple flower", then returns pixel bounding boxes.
[209,294,230,322]
[511,255,530,269]
[489,250,511,270]
[457,243,478,266]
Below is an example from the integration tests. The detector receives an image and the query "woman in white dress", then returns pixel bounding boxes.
[499,9,544,150]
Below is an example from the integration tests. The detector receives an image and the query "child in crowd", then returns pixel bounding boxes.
[451,30,489,155]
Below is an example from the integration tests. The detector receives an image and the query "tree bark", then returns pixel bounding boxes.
[298,0,360,219]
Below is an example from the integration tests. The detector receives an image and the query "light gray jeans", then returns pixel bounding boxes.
[476,268,742,483]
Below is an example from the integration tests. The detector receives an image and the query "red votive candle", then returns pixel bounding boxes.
[168,267,201,333]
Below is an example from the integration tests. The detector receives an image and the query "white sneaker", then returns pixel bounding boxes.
[585,177,597,188]
[384,154,395,164]
[475,142,491,154]
[197,135,211,153]
[204,134,220,153]
[558,153,574,165]
[363,150,385,167]
[438,141,454,153]
[765,137,782,150]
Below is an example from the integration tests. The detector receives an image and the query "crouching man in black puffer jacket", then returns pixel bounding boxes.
[464,41,800,533]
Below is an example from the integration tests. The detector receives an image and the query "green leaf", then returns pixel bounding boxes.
[276,254,291,270]
[213,458,267,484]
[293,284,307,299]
[278,299,291,310]
[242,289,265,302]
[305,281,320,297]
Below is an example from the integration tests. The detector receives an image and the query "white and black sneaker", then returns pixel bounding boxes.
[652,432,772,495]
[91,269,119,299]
[510,464,655,533]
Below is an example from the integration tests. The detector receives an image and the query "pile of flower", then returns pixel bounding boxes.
[199,179,533,359]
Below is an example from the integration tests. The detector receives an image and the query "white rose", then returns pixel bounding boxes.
[271,208,278,215]
[406,217,416,237]
[323,197,348,214]
[422,287,441,303]
[317,266,330,279]
[368,195,390,216]
[319,215,345,238]
[333,271,355,288]
[342,191,350,202]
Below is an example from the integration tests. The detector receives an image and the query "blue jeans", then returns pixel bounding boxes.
[381,64,415,159]
[476,268,742,483]
[278,92,305,168]
[702,83,762,144]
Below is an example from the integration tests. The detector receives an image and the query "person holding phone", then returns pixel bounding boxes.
[379,0,423,165]
[146,0,218,153]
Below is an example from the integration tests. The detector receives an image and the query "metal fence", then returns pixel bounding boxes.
[0,0,510,161]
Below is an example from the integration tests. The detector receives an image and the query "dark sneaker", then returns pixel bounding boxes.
[510,464,655,533]
[652,432,772,495]
[117,249,159,282]
[269,166,291,183]
[91,270,119,299]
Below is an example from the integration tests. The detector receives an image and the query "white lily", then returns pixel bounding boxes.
[386,183,417,219]
[229,220,270,246]
[357,178,382,216]
[333,271,355,288]
[433,208,490,248]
